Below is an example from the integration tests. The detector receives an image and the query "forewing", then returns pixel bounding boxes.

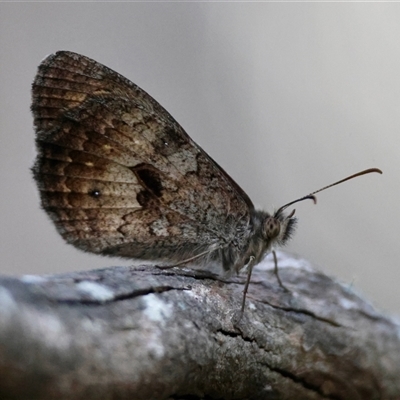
[32,51,253,261]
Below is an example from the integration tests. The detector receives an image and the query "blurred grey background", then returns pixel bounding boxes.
[0,3,397,314]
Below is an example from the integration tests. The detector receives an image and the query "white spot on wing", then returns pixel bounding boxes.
[150,217,170,236]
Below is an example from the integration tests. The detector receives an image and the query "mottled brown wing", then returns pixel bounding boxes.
[32,51,254,261]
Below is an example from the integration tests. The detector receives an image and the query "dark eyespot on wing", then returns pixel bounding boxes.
[89,190,101,198]
[136,190,158,208]
[131,164,163,198]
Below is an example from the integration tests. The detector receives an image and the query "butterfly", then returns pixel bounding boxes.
[31,51,381,313]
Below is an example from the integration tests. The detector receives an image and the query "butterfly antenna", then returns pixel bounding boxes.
[275,168,382,217]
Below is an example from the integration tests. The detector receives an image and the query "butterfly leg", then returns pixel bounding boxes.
[272,250,289,291]
[156,247,221,270]
[155,248,222,281]
[240,255,256,315]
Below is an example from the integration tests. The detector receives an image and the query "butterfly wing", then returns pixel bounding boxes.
[32,51,254,263]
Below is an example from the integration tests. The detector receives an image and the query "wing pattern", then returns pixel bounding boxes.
[32,51,254,262]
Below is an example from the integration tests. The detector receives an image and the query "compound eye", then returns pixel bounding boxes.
[263,217,281,239]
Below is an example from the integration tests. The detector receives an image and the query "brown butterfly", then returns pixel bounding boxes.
[31,51,381,313]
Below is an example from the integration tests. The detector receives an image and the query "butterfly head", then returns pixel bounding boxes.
[267,209,296,242]
[262,208,297,247]
[245,207,298,268]
[250,196,315,261]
